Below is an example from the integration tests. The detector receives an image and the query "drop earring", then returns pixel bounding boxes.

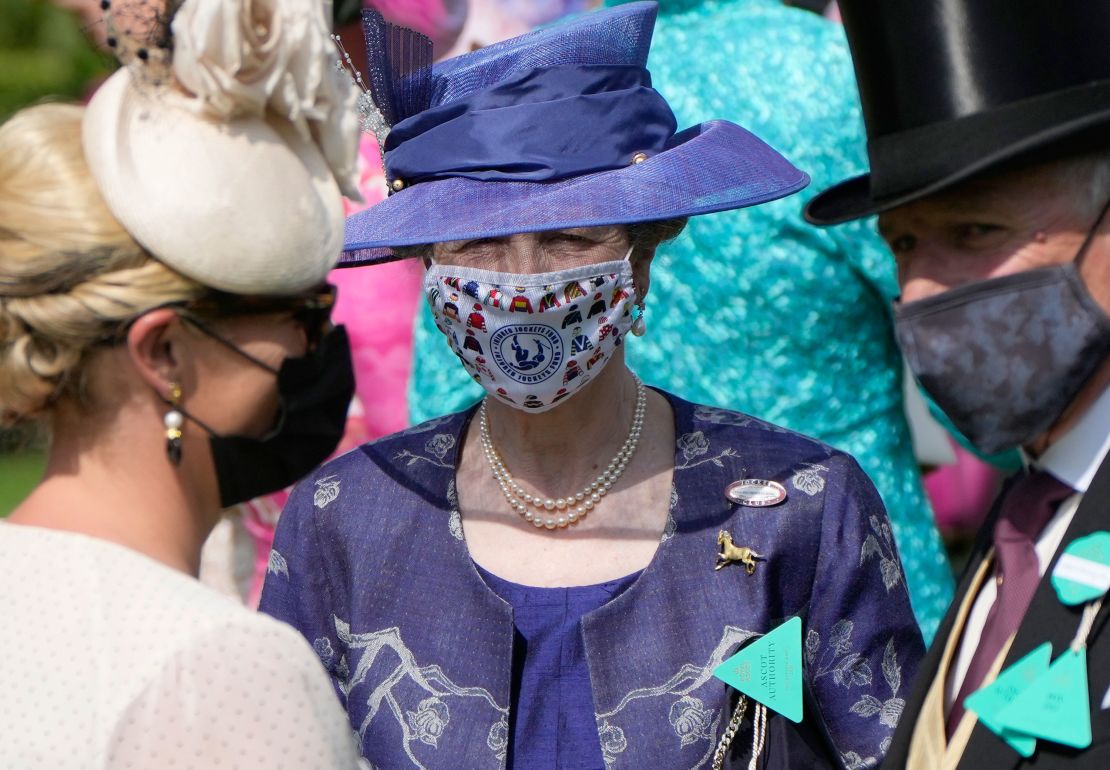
[164,382,184,466]
[631,300,647,337]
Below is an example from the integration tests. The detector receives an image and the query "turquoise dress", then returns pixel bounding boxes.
[407,0,953,641]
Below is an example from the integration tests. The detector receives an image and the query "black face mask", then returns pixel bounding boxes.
[178,324,355,507]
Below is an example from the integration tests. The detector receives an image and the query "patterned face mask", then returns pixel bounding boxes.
[424,251,637,412]
[895,261,1110,455]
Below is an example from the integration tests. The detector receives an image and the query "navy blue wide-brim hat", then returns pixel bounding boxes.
[341,1,809,266]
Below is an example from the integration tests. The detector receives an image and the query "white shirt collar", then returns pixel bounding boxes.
[1030,385,1110,493]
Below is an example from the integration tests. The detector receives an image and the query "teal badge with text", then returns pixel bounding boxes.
[996,648,1092,750]
[713,616,803,722]
[964,642,1052,757]
[1051,531,1110,606]
[967,533,1110,754]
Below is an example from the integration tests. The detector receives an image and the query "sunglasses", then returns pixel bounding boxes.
[182,284,338,353]
[103,285,338,356]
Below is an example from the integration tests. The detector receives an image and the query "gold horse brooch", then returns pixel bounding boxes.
[715,530,763,574]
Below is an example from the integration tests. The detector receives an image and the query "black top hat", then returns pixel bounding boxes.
[805,0,1110,225]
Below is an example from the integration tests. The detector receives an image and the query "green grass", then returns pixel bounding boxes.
[0,0,114,120]
[0,451,45,517]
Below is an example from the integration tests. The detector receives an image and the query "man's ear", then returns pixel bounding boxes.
[126,308,185,401]
[1083,204,1110,317]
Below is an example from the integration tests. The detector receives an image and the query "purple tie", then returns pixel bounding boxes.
[947,470,1073,737]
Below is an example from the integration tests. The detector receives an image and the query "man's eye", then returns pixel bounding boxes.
[889,234,916,253]
[953,223,1002,241]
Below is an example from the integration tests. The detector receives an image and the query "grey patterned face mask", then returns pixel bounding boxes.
[895,260,1110,455]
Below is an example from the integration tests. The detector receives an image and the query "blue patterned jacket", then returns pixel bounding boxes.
[260,392,924,769]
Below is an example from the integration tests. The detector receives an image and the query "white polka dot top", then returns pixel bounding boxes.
[0,522,362,769]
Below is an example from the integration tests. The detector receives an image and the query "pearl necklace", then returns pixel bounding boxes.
[478,376,647,530]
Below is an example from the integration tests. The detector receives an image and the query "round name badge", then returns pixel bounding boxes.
[1051,530,1110,606]
[725,479,788,507]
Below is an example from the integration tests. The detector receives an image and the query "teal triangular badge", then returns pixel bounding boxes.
[963,642,1052,757]
[996,648,1092,749]
[713,616,803,723]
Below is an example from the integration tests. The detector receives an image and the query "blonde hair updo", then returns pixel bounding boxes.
[0,103,204,426]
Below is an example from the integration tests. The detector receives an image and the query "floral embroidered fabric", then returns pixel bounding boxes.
[260,390,926,769]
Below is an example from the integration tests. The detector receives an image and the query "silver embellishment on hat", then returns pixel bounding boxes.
[333,9,433,194]
[333,36,389,142]
[333,34,390,170]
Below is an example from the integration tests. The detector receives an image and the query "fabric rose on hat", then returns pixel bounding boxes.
[172,0,361,198]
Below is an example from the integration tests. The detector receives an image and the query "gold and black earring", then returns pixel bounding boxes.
[164,382,184,465]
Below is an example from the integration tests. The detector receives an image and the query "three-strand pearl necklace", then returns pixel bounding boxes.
[478,376,647,529]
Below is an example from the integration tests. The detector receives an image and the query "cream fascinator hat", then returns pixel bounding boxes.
[82,0,361,295]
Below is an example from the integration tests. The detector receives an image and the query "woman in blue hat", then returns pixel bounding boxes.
[261,4,923,768]
[408,0,955,644]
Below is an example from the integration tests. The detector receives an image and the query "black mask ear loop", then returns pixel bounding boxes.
[177,313,281,374]
[162,313,283,441]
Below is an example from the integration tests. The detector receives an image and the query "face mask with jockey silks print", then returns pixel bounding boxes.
[424,253,638,412]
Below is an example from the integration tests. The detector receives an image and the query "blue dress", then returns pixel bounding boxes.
[405,0,953,642]
[476,565,641,769]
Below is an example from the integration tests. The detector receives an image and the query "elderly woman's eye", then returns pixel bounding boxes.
[451,238,497,255]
